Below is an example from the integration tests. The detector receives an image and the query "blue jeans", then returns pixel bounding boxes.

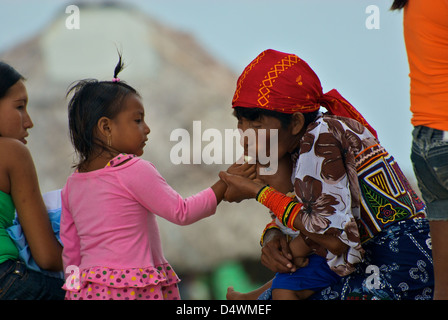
[0,260,65,300]
[411,126,448,221]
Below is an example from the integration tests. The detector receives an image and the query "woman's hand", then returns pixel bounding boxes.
[261,229,297,273]
[219,171,264,203]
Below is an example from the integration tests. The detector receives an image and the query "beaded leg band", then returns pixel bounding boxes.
[256,186,302,231]
[259,220,280,246]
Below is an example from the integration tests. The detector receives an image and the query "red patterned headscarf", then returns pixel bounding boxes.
[232,49,377,138]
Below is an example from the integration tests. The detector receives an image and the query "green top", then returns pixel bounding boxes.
[0,190,19,264]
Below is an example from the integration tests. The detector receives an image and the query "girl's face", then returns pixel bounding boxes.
[109,94,150,156]
[0,80,33,144]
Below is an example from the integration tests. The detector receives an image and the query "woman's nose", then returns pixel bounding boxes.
[24,111,34,129]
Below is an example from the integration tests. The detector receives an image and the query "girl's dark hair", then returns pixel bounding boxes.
[0,62,25,99]
[232,106,319,129]
[67,53,140,169]
[390,0,408,10]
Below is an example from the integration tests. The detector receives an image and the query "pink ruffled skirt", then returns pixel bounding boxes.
[63,264,180,300]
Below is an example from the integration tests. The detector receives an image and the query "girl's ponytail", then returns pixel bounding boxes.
[112,50,124,83]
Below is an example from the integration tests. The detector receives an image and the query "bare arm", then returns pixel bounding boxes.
[220,171,348,264]
[2,139,62,271]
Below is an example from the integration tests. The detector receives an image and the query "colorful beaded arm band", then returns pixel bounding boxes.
[256,185,302,231]
[259,220,280,246]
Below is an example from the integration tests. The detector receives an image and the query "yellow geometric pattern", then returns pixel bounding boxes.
[257,54,300,107]
[367,171,392,196]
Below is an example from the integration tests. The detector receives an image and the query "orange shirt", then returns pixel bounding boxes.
[404,0,448,130]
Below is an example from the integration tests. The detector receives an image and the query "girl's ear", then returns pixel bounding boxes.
[97,116,112,138]
[290,112,305,135]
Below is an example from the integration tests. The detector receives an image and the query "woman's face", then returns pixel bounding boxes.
[237,114,296,165]
[0,80,33,144]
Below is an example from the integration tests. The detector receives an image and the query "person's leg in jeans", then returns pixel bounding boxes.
[0,260,65,300]
[411,126,448,300]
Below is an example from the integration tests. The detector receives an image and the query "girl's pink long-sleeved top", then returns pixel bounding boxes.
[60,154,217,293]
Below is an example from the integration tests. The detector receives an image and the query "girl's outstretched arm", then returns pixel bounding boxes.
[211,179,227,204]
[118,159,223,225]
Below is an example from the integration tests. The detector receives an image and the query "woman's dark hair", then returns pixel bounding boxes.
[390,0,408,10]
[67,52,140,169]
[233,106,319,129]
[0,62,25,99]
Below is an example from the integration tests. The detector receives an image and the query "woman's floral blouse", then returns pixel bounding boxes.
[292,113,377,276]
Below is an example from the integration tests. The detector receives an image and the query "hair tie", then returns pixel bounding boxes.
[112,77,120,83]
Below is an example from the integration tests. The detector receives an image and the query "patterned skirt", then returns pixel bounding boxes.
[63,264,181,300]
[259,218,434,300]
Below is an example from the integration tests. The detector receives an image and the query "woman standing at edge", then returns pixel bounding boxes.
[0,62,64,299]
[391,0,448,300]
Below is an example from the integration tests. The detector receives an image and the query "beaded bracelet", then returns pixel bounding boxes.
[256,185,302,231]
[259,219,280,247]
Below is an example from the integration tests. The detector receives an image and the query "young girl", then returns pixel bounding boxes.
[61,55,254,300]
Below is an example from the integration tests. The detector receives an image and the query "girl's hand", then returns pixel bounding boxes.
[212,162,256,204]
[218,171,264,203]
[226,162,257,179]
